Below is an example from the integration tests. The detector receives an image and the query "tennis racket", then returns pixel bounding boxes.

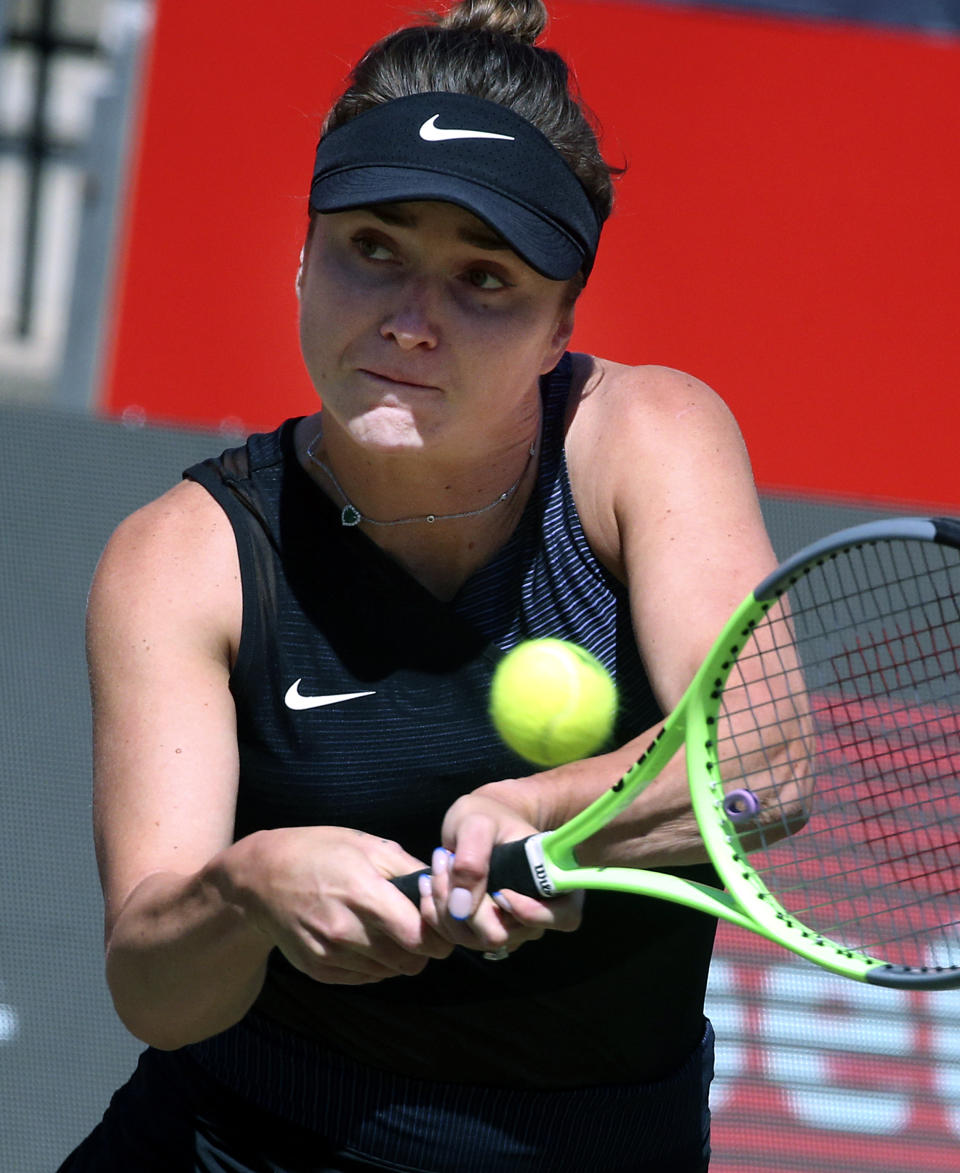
[393,517,960,989]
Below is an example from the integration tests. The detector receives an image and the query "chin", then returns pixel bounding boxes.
[347,408,432,453]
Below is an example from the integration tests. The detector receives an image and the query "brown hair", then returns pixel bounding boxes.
[322,0,620,224]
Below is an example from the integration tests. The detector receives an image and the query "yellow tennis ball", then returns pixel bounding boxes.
[489,639,617,767]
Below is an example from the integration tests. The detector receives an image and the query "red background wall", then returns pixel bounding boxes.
[102,1,960,508]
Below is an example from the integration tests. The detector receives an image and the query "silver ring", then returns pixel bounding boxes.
[482,946,510,962]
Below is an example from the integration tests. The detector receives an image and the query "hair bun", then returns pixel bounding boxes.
[437,0,548,45]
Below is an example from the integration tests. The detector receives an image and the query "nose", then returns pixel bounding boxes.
[379,280,440,351]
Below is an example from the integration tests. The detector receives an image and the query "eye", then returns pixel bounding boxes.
[464,267,510,291]
[353,234,395,262]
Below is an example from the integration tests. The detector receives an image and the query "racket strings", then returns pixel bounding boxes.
[757,763,957,874]
[714,536,960,972]
[772,853,957,922]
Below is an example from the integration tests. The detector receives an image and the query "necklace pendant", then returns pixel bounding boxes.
[341,504,362,527]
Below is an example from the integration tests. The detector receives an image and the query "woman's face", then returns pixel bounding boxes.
[297,200,575,455]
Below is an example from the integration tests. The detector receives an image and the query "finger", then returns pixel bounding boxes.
[442,823,498,923]
[407,874,457,960]
[463,895,540,952]
[425,848,486,945]
[300,960,420,986]
[420,851,496,948]
[491,888,584,933]
[435,875,546,954]
[427,845,456,913]
[363,865,454,961]
[430,847,545,951]
[282,940,426,983]
[435,888,580,956]
[427,844,553,953]
[284,895,442,979]
[370,835,437,880]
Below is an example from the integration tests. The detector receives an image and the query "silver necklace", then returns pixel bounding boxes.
[305,428,537,528]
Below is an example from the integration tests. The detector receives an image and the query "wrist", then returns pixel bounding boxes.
[469,779,541,825]
[200,831,275,943]
[474,764,588,831]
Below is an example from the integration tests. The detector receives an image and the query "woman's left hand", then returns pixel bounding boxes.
[419,791,583,955]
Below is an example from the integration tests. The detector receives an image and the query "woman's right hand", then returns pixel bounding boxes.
[225,826,455,984]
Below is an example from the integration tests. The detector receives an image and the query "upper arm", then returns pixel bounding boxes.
[569,361,778,712]
[87,480,243,935]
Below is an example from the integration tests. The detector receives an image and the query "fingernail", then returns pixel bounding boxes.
[448,887,473,920]
[492,891,514,915]
[432,847,450,875]
[418,873,432,901]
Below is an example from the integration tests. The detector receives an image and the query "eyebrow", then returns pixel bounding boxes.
[366,205,511,252]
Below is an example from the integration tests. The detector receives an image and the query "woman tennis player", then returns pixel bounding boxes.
[59,1,777,1169]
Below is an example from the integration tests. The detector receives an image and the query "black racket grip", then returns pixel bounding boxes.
[390,837,543,909]
[391,868,429,906]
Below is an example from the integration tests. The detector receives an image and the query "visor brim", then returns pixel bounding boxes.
[309,167,587,281]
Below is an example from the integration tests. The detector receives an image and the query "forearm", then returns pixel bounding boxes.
[104,840,272,1050]
[472,730,711,869]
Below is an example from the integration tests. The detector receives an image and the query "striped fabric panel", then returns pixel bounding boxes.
[187,1012,713,1172]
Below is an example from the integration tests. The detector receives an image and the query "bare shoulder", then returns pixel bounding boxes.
[568,354,761,521]
[571,355,741,446]
[89,480,241,664]
[99,479,234,564]
[566,357,757,571]
[568,356,776,707]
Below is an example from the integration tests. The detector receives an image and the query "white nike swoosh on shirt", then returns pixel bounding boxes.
[418,115,515,143]
[284,679,376,711]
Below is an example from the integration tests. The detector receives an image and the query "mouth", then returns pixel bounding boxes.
[359,368,440,392]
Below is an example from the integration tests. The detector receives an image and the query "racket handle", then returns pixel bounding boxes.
[391,868,428,905]
[390,837,543,908]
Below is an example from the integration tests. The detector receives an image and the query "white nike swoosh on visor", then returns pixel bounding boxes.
[284,679,376,711]
[419,115,515,143]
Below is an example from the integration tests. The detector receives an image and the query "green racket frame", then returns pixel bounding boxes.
[527,517,959,988]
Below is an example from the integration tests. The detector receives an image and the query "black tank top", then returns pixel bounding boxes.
[184,355,719,1089]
